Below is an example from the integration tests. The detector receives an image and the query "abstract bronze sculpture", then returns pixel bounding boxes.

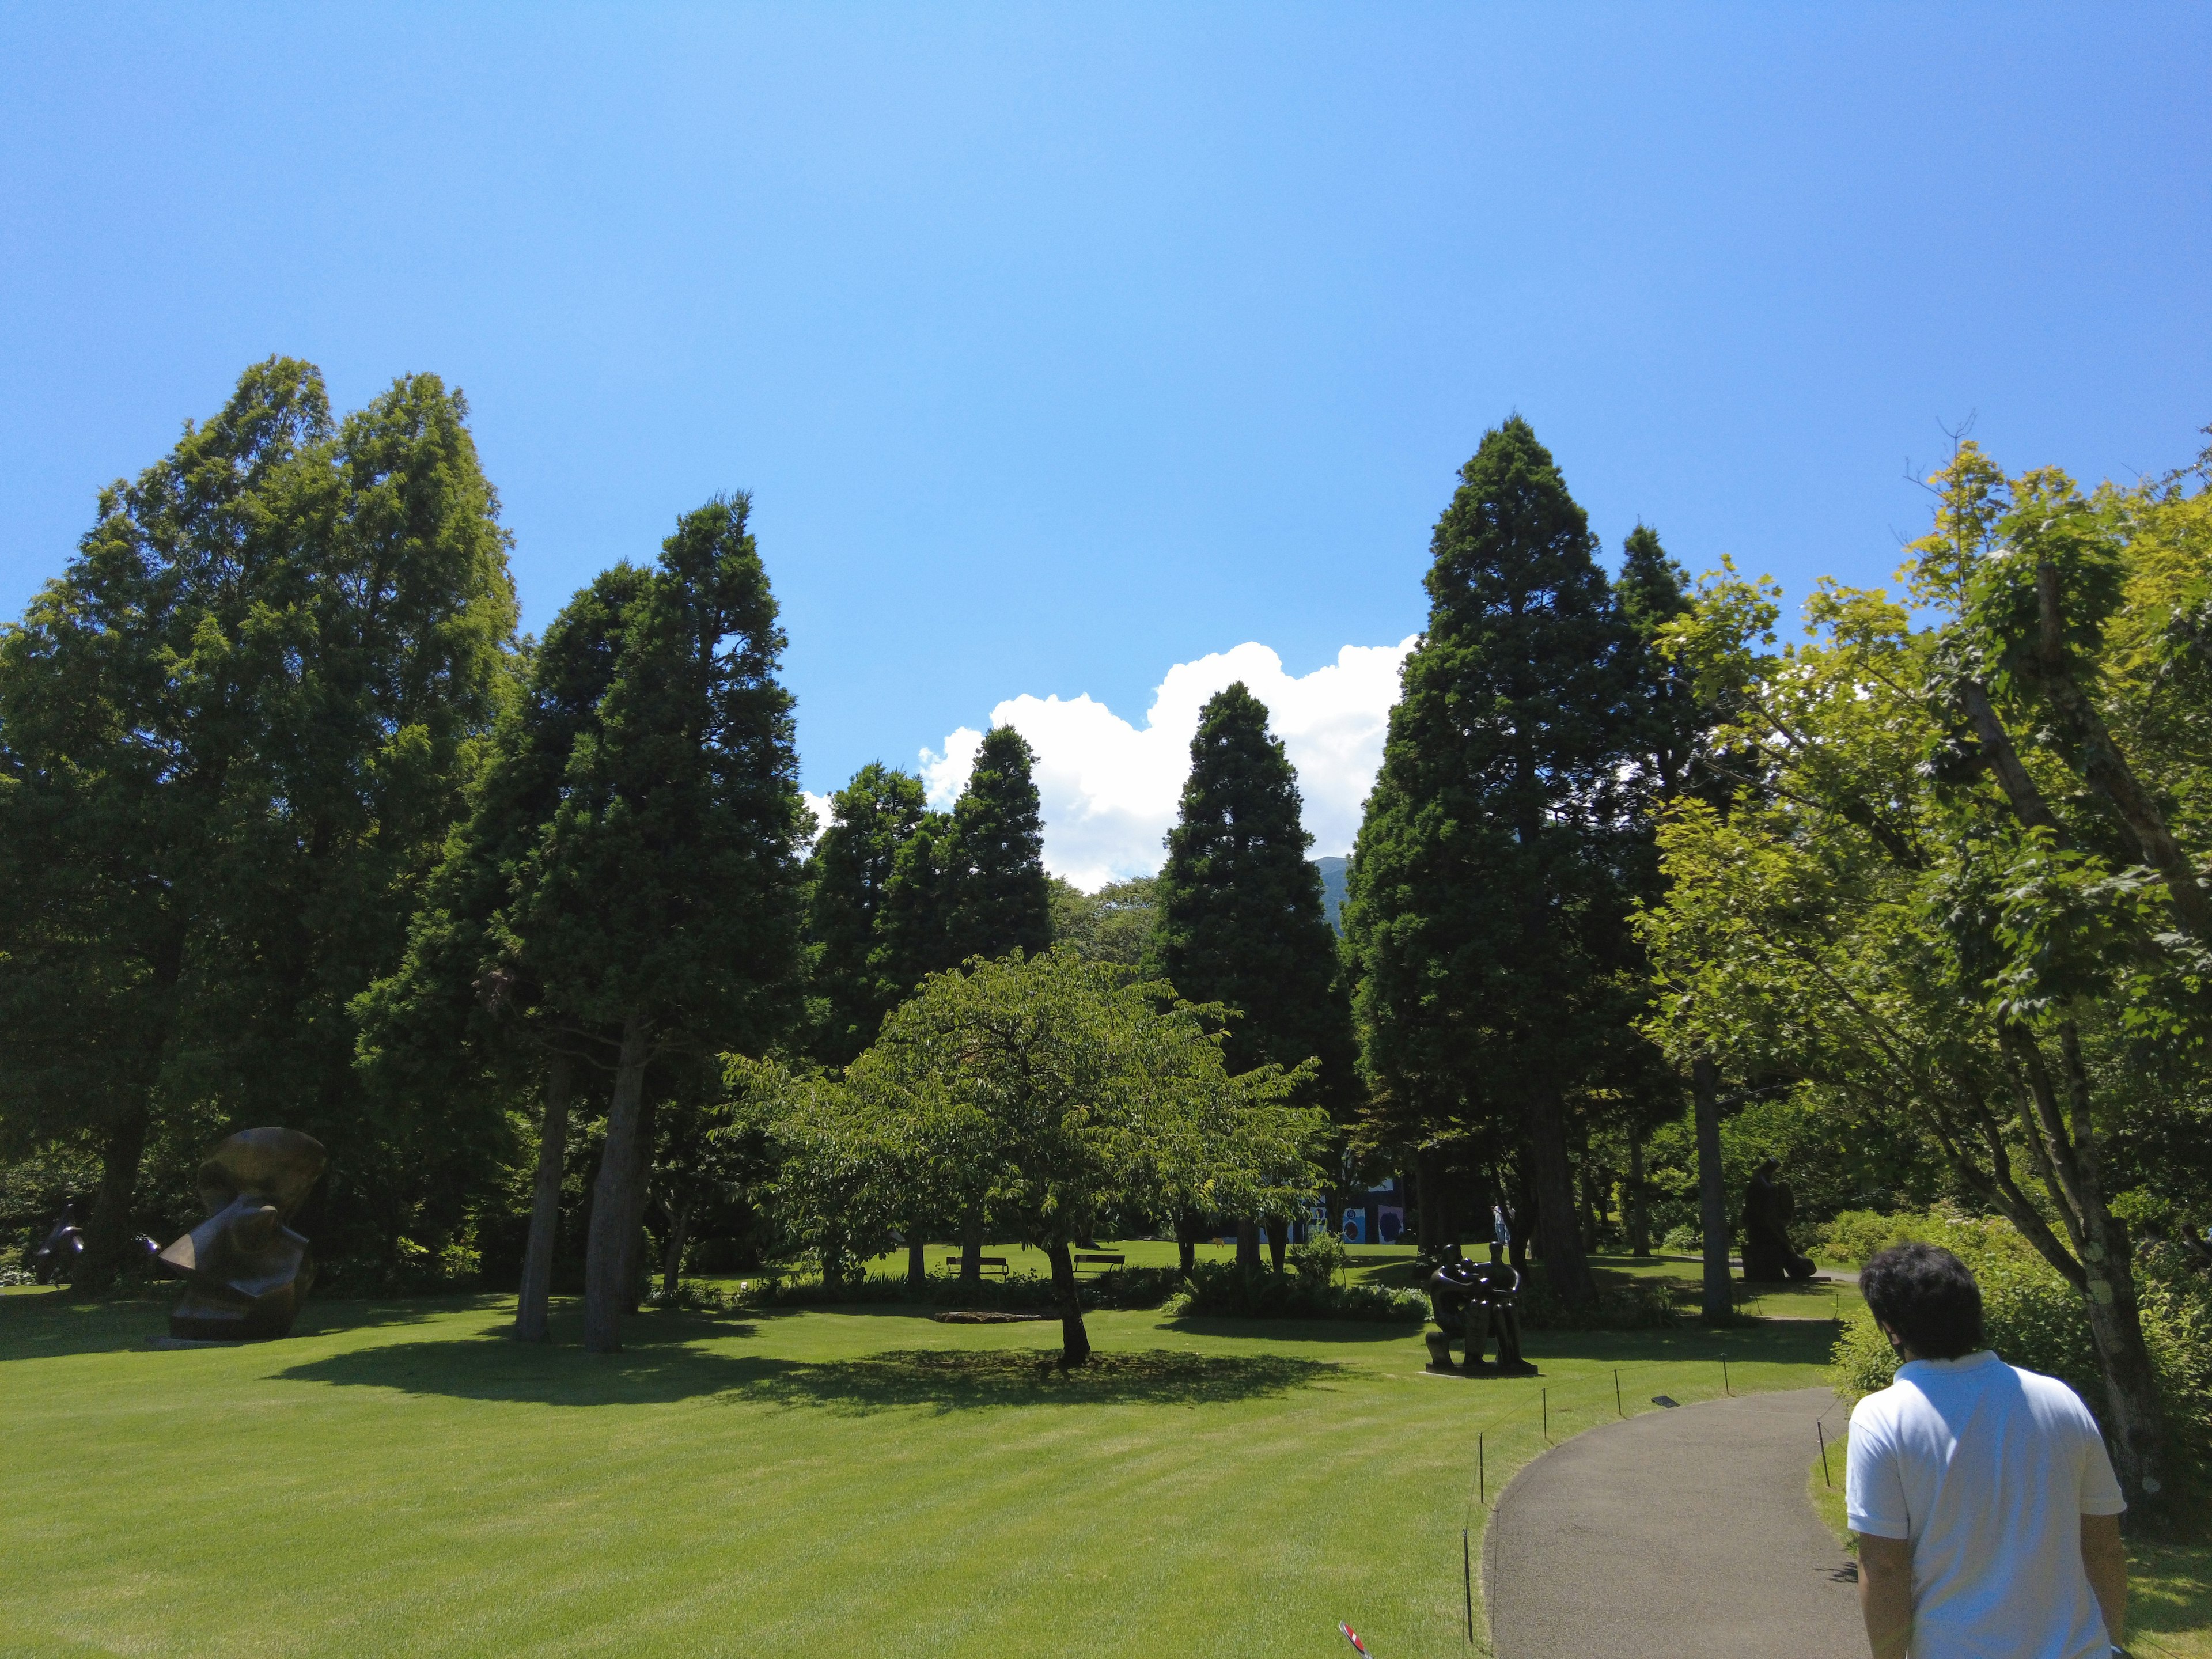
[32,1205,84,1285]
[1741,1157,1818,1283]
[156,1128,327,1341]
[1425,1241,1537,1377]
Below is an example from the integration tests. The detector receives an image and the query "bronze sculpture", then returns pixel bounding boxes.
[156,1128,327,1341]
[1741,1157,1818,1282]
[1425,1241,1537,1377]
[32,1205,84,1285]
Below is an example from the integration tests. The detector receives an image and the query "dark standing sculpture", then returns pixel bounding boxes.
[1740,1157,1817,1283]
[32,1205,84,1285]
[1425,1240,1537,1377]
[156,1129,328,1341]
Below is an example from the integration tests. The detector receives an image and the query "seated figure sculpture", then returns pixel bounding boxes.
[1426,1245,1490,1375]
[156,1128,327,1341]
[1425,1240,1538,1378]
[1740,1157,1819,1283]
[1469,1243,1538,1376]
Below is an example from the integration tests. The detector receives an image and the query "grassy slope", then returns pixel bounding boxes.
[1,1285,1836,1659]
[1806,1434,2211,1658]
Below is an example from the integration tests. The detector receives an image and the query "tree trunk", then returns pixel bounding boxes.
[1693,1057,1731,1321]
[621,1099,655,1315]
[74,1103,152,1295]
[1267,1222,1287,1273]
[1509,1162,1531,1271]
[1176,1210,1198,1275]
[959,1209,982,1283]
[1235,1216,1262,1270]
[513,1051,575,1342]
[2079,1254,2172,1520]
[1046,1240,1090,1369]
[1626,1123,1652,1259]
[1416,1143,1452,1252]
[1522,1092,1597,1303]
[659,1197,691,1299]
[582,1012,652,1353]
[907,1235,927,1288]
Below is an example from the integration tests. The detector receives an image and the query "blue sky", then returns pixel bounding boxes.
[3,5,2207,874]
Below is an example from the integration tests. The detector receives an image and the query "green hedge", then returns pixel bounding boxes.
[1162,1260,1429,1322]
[672,1265,1186,1314]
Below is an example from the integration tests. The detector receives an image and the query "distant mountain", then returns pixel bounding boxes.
[1313,855,1349,934]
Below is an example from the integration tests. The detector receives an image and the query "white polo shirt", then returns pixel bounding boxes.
[1847,1350,2126,1659]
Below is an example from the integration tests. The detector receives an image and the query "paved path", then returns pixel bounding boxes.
[1484,1386,1863,1659]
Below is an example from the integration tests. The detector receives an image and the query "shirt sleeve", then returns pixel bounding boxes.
[2076,1413,2127,1517]
[1845,1398,1911,1539]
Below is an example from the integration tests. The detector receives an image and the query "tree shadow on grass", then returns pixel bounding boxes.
[271,1338,1340,1414]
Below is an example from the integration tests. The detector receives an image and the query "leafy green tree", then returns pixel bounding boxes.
[513,495,808,1353]
[1145,683,1357,1266]
[1640,437,2212,1517]
[771,950,1326,1365]
[356,565,652,1339]
[804,763,930,1066]
[945,725,1052,964]
[1342,419,1641,1304]
[0,358,517,1287]
[1048,876,1157,965]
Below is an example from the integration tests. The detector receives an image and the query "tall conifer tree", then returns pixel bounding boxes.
[944,725,1051,964]
[357,565,652,1341]
[1342,419,1639,1305]
[1147,683,1358,1267]
[514,495,808,1352]
[805,763,930,1066]
[1147,683,1351,1081]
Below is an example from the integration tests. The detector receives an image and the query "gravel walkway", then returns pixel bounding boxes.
[1483,1385,1862,1659]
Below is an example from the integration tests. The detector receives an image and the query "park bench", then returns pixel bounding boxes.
[1072,1252,1126,1274]
[942,1254,1010,1277]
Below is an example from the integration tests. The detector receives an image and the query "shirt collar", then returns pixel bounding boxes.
[1899,1349,1999,1379]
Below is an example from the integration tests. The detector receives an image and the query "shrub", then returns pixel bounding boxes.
[1165,1260,1428,1323]
[1816,1209,1918,1267]
[714,1265,1185,1315]
[1517,1275,1680,1331]
[1660,1225,1702,1253]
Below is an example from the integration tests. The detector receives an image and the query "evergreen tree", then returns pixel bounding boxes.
[514,495,808,1353]
[944,725,1052,963]
[870,808,956,997]
[0,358,517,1286]
[1611,523,1729,1293]
[804,763,930,1066]
[1342,419,1641,1305]
[355,565,651,1340]
[1616,524,1703,806]
[1145,684,1357,1264]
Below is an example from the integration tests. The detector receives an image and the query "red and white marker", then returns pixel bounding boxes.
[1339,1623,1370,1654]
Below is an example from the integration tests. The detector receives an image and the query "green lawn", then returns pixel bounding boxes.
[1,1281,1838,1658]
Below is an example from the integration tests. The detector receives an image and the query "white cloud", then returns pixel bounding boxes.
[921,638,1418,890]
[799,790,836,849]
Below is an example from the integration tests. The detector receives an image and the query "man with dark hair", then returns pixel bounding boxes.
[1847,1242,2128,1659]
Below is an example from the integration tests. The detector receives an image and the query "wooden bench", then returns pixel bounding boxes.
[1072,1252,1127,1274]
[943,1255,1010,1278]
